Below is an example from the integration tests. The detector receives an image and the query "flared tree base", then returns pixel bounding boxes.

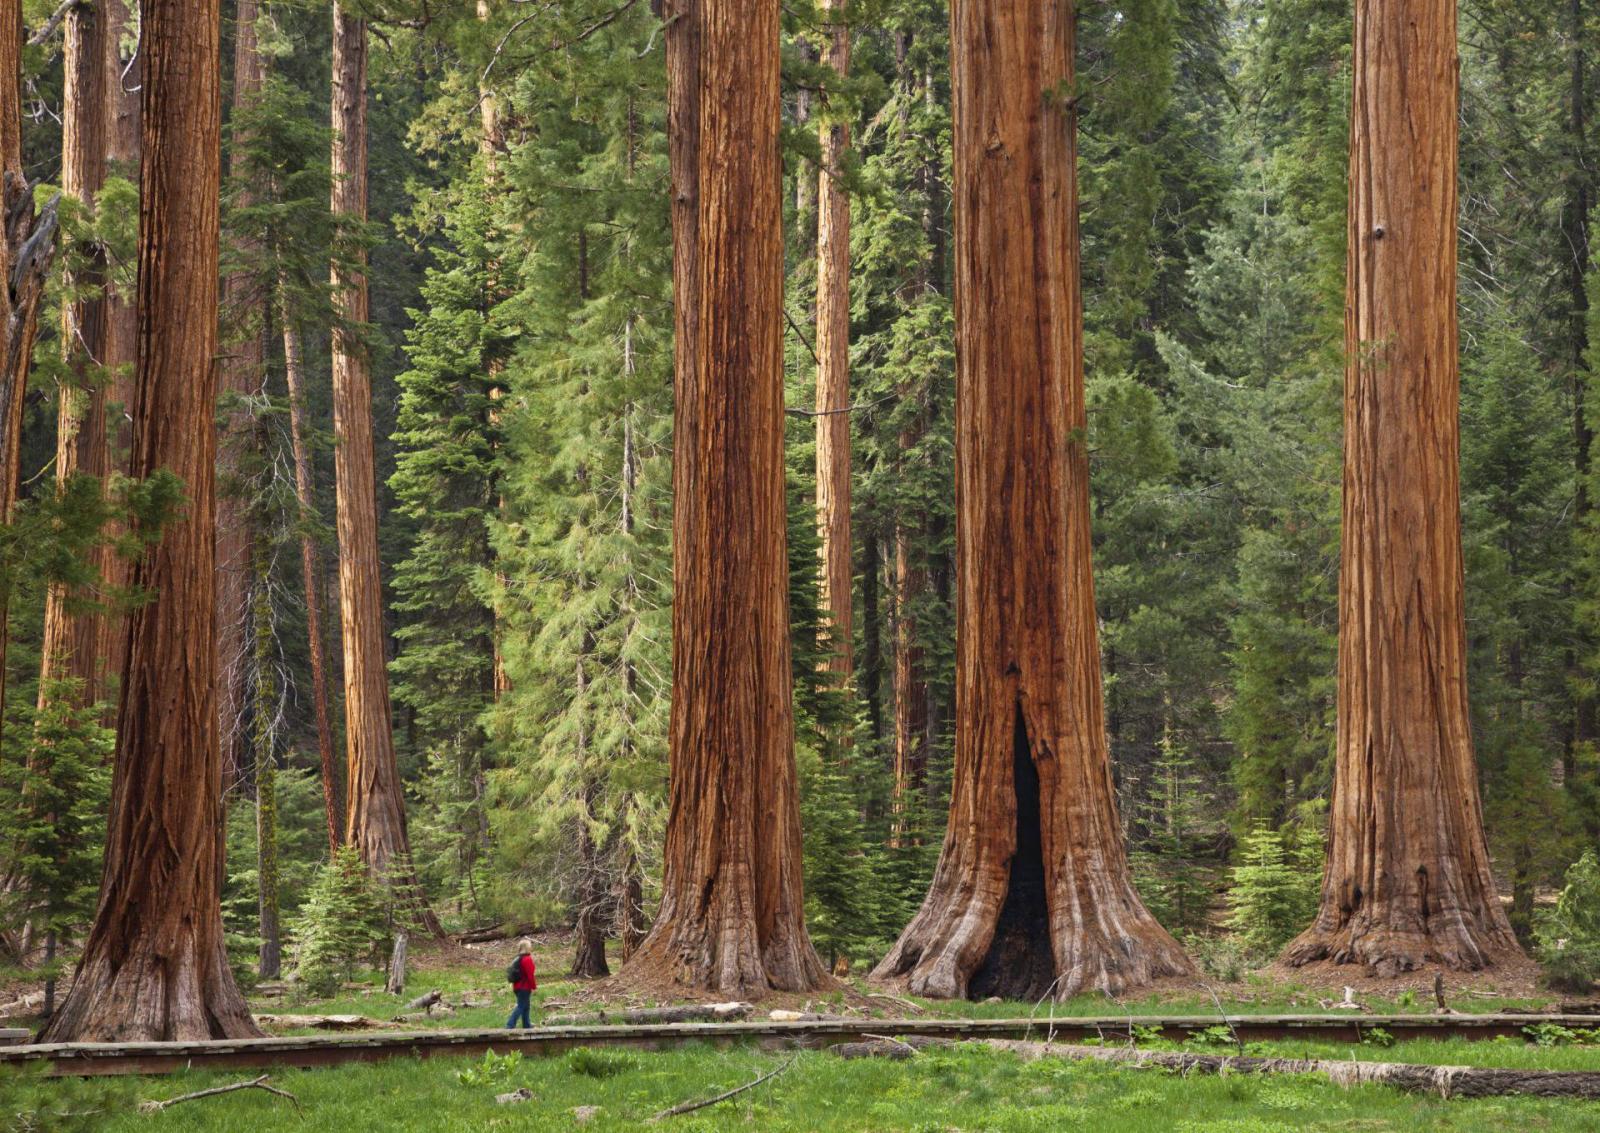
[1283,910,1522,979]
[40,940,259,1043]
[873,895,1195,1003]
[617,911,832,1000]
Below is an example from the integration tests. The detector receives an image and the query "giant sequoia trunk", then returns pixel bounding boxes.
[216,0,266,796]
[40,0,259,1041]
[37,0,111,710]
[330,5,438,933]
[814,0,852,680]
[1282,0,1521,976]
[619,0,826,997]
[871,0,1193,1001]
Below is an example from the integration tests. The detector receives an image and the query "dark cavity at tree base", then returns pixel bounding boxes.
[873,709,1195,1002]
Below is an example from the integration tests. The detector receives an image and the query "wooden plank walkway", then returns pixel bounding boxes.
[0,1014,1588,1077]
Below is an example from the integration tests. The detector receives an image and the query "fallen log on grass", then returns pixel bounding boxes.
[984,1040,1600,1100]
[253,1013,392,1031]
[545,1002,754,1027]
[455,922,538,945]
[403,989,443,1013]
[831,1035,951,1060]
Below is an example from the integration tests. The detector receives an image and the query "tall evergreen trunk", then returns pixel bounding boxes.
[19,0,110,965]
[477,0,511,703]
[570,648,609,978]
[615,328,647,961]
[891,505,927,840]
[1570,0,1596,770]
[40,0,259,1040]
[891,45,933,842]
[859,534,884,745]
[0,1,61,749]
[279,292,340,856]
[252,534,280,980]
[872,0,1192,1001]
[217,0,266,798]
[620,0,826,996]
[37,0,111,711]
[1283,0,1521,976]
[96,0,139,727]
[814,0,852,682]
[330,3,439,933]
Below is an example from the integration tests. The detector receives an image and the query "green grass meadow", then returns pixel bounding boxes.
[8,1039,1600,1132]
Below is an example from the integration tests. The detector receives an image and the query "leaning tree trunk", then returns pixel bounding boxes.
[619,0,826,997]
[814,0,852,682]
[216,0,266,799]
[37,0,111,712]
[40,0,259,1041]
[1282,0,1521,976]
[871,0,1193,1002]
[278,296,340,856]
[330,3,440,934]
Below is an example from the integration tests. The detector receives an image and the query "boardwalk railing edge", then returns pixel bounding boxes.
[0,1014,1589,1077]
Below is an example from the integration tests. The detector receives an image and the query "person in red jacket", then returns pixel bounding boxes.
[506,938,537,1029]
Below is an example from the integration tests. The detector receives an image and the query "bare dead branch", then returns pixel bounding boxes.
[648,1055,797,1121]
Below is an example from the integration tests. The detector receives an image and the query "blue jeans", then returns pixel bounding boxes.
[507,989,531,1029]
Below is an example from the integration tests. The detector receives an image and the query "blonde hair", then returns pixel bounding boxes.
[517,937,533,955]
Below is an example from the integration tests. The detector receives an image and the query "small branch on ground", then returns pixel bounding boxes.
[648,1055,797,1121]
[1202,983,1244,1054]
[138,1075,301,1114]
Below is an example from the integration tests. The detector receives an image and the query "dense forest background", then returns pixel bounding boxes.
[6,0,1598,978]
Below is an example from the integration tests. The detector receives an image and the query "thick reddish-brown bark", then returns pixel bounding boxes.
[40,0,259,1041]
[814,0,852,681]
[37,0,111,710]
[216,0,266,797]
[330,5,437,932]
[278,296,340,856]
[871,0,1192,1001]
[1282,0,1521,977]
[619,0,826,997]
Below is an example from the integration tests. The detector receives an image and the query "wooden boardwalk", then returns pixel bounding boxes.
[0,1013,1589,1077]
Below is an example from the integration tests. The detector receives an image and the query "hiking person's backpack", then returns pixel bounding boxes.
[506,957,523,984]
